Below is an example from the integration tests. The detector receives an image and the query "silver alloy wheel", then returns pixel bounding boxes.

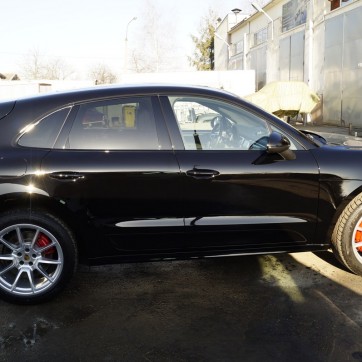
[0,224,64,296]
[352,217,362,264]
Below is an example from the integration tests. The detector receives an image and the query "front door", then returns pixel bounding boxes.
[162,95,320,255]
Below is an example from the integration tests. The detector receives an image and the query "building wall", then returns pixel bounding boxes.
[0,80,94,100]
[215,0,362,126]
[323,2,362,125]
[214,16,230,71]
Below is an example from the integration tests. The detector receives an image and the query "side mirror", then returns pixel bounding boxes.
[267,131,290,154]
[267,131,295,160]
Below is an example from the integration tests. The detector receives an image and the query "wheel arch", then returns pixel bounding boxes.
[0,192,90,263]
[326,185,362,243]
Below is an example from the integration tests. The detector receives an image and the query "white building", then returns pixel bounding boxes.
[215,0,362,126]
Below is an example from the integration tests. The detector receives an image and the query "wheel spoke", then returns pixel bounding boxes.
[39,257,61,265]
[25,269,35,293]
[0,254,15,261]
[0,262,16,276]
[0,237,16,252]
[37,242,56,254]
[354,241,362,248]
[36,266,54,283]
[356,222,362,231]
[30,229,40,249]
[11,269,24,291]
[15,227,24,245]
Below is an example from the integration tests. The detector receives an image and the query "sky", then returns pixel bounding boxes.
[1,0,255,80]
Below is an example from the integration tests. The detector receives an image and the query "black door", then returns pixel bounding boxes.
[161,95,320,255]
[41,96,183,260]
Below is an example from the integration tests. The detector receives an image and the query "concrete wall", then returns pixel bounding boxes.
[0,80,95,100]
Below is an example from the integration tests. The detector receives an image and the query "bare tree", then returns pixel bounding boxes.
[130,1,176,73]
[43,58,74,80]
[21,48,44,79]
[89,63,117,84]
[22,48,74,80]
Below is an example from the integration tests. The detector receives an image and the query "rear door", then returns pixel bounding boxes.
[40,95,184,260]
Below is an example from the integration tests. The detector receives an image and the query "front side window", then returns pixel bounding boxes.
[66,97,159,150]
[169,96,271,151]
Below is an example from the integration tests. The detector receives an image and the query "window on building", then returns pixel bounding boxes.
[330,0,353,11]
[230,40,243,57]
[253,28,268,46]
[236,40,243,54]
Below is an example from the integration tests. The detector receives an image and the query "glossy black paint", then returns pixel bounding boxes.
[1,84,362,265]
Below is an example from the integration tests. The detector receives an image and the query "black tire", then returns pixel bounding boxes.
[0,209,77,304]
[331,194,362,276]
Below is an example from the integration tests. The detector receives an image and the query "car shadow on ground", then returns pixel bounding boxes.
[312,250,350,271]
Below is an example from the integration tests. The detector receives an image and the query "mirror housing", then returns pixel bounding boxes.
[267,131,290,154]
[267,131,295,160]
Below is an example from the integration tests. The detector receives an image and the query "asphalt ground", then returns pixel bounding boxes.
[0,251,361,362]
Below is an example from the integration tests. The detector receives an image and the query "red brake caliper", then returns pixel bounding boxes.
[36,234,56,256]
[355,222,362,252]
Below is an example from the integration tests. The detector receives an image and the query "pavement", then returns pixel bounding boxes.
[0,252,362,362]
[295,122,362,147]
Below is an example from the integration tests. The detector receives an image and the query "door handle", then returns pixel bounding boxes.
[186,169,220,179]
[49,172,85,181]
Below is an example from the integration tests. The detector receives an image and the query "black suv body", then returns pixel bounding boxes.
[0,84,361,303]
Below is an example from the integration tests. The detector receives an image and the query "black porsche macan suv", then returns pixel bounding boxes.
[0,84,361,303]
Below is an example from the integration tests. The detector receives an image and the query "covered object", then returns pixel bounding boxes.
[245,81,320,118]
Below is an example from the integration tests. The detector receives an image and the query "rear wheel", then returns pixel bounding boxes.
[0,210,77,304]
[331,194,362,275]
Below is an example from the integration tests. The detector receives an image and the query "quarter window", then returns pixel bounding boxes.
[18,107,70,148]
[66,97,160,150]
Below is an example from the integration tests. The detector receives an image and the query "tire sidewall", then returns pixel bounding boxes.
[338,206,362,275]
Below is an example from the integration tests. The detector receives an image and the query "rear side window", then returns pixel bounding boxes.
[65,97,160,150]
[18,107,70,148]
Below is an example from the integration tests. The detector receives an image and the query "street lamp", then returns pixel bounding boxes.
[124,16,137,73]
[251,2,274,40]
[231,8,242,23]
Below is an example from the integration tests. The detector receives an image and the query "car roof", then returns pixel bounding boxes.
[14,83,241,105]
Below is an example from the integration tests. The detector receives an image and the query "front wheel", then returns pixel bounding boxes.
[0,210,77,304]
[331,194,362,275]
